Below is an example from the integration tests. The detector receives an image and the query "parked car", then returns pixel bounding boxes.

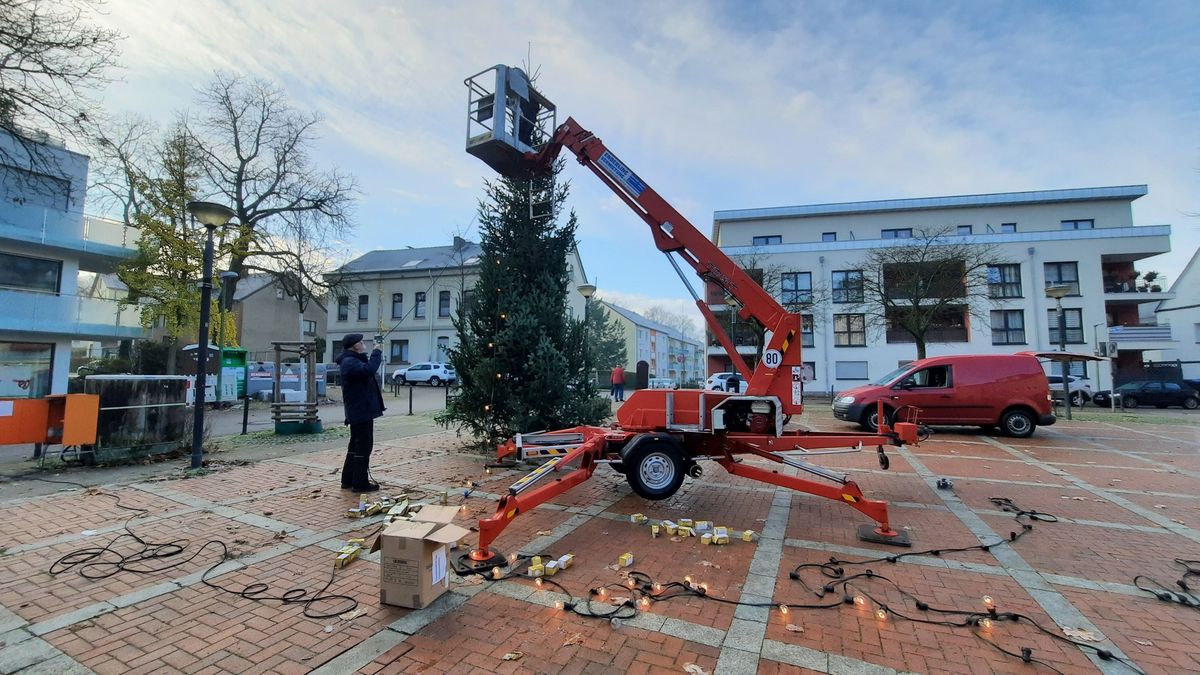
[648,377,677,389]
[1046,374,1093,407]
[392,362,456,386]
[832,354,1055,438]
[1091,381,1199,409]
[705,372,743,392]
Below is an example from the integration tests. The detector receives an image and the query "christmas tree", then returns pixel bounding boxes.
[439,163,608,446]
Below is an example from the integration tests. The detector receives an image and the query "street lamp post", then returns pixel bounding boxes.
[215,270,239,407]
[578,283,596,389]
[1045,284,1072,420]
[187,201,237,470]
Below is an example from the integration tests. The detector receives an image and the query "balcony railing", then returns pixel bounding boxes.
[0,206,138,254]
[0,288,146,339]
[1108,325,1173,342]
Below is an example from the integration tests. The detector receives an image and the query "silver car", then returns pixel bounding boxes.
[393,362,456,386]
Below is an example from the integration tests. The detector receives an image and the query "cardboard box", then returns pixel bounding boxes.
[378,505,471,609]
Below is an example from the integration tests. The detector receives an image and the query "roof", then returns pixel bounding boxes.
[713,185,1148,223]
[1157,247,1200,312]
[336,242,484,274]
[601,301,700,346]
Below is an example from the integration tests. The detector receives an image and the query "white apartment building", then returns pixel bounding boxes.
[1155,248,1200,380]
[600,301,705,386]
[0,132,142,397]
[707,185,1174,393]
[326,237,590,366]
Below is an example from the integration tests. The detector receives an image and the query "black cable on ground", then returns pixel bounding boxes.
[1133,558,1200,610]
[35,477,359,620]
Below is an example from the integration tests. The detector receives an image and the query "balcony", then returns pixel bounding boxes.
[1108,324,1176,352]
[1103,286,1175,305]
[0,288,147,340]
[0,208,138,271]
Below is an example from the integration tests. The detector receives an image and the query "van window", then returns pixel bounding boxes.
[901,365,952,388]
[872,365,911,386]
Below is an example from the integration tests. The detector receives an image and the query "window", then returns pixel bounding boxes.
[0,341,54,398]
[752,235,782,246]
[1000,223,1017,233]
[438,290,451,317]
[415,292,426,318]
[1044,262,1080,295]
[884,261,965,299]
[887,306,968,343]
[780,272,812,305]
[834,314,866,347]
[835,361,869,380]
[802,362,816,382]
[357,295,369,321]
[991,310,1026,345]
[987,264,1022,298]
[391,293,404,319]
[801,314,814,348]
[882,228,913,239]
[437,336,449,358]
[822,232,837,242]
[303,320,316,336]
[337,296,349,321]
[902,365,952,388]
[389,340,409,363]
[1048,308,1085,344]
[831,270,863,303]
[1060,219,1094,230]
[0,252,61,293]
[830,267,868,302]
[956,225,972,236]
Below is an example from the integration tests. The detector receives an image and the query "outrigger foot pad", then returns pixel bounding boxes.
[857,524,912,547]
[453,548,508,575]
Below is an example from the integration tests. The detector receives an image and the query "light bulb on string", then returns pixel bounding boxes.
[875,608,888,621]
[507,553,518,565]
[699,582,709,593]
[625,578,637,589]
[492,567,503,580]
[854,595,867,607]
[982,595,995,610]
[554,600,564,610]
[639,597,651,610]
[535,578,544,588]
[683,575,693,585]
[653,583,663,593]
[979,617,993,630]
[778,604,789,615]
[597,587,609,600]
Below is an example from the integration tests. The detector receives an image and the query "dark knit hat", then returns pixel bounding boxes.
[341,333,364,349]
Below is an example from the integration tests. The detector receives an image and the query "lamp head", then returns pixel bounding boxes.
[1044,284,1071,300]
[577,283,596,299]
[186,201,236,228]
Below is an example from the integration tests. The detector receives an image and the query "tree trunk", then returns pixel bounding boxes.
[915,337,928,360]
[166,337,178,375]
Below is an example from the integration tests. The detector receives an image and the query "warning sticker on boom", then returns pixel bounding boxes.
[597,151,647,198]
[791,366,804,406]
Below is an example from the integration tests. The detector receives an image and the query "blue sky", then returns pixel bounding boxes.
[92,1,1199,327]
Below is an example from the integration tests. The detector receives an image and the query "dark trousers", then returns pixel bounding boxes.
[341,421,375,488]
[611,383,624,401]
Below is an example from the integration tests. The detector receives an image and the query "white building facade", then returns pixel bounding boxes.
[1154,249,1200,380]
[0,132,142,397]
[708,186,1174,394]
[601,301,705,386]
[326,238,590,367]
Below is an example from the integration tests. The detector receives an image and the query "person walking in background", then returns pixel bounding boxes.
[336,334,385,492]
[611,364,626,402]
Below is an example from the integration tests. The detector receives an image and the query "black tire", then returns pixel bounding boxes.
[1122,396,1138,409]
[1069,392,1086,407]
[623,440,686,500]
[860,406,892,433]
[1000,409,1036,438]
[609,461,626,475]
[1184,397,1199,410]
[429,376,441,387]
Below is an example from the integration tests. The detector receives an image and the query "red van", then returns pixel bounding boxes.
[832,354,1055,437]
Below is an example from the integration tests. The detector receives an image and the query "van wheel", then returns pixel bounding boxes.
[623,440,686,500]
[1184,397,1199,410]
[1000,409,1035,438]
[860,407,892,433]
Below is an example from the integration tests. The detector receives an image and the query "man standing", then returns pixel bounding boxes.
[336,334,385,492]
[610,364,626,402]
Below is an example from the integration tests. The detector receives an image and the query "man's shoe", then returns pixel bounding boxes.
[352,483,380,493]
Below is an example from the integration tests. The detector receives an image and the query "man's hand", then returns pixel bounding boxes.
[372,340,383,352]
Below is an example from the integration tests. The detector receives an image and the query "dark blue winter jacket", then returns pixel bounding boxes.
[336,348,385,425]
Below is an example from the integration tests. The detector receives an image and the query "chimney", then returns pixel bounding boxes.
[452,235,467,251]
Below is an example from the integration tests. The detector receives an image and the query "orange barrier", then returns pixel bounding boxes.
[0,394,99,446]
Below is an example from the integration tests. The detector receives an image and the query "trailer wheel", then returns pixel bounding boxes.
[623,440,686,500]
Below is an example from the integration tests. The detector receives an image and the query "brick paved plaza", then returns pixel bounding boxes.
[0,409,1197,674]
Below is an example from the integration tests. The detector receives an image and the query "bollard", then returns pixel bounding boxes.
[408,385,414,415]
[241,395,250,435]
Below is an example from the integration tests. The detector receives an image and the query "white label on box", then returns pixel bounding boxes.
[432,547,447,587]
[0,401,11,416]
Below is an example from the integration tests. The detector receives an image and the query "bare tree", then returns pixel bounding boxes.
[0,0,120,169]
[717,249,830,360]
[848,227,1007,359]
[187,74,356,304]
[642,305,700,340]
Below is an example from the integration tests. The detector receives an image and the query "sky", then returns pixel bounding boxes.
[86,0,1199,329]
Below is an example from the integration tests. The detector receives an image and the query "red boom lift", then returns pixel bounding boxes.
[457,65,917,573]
